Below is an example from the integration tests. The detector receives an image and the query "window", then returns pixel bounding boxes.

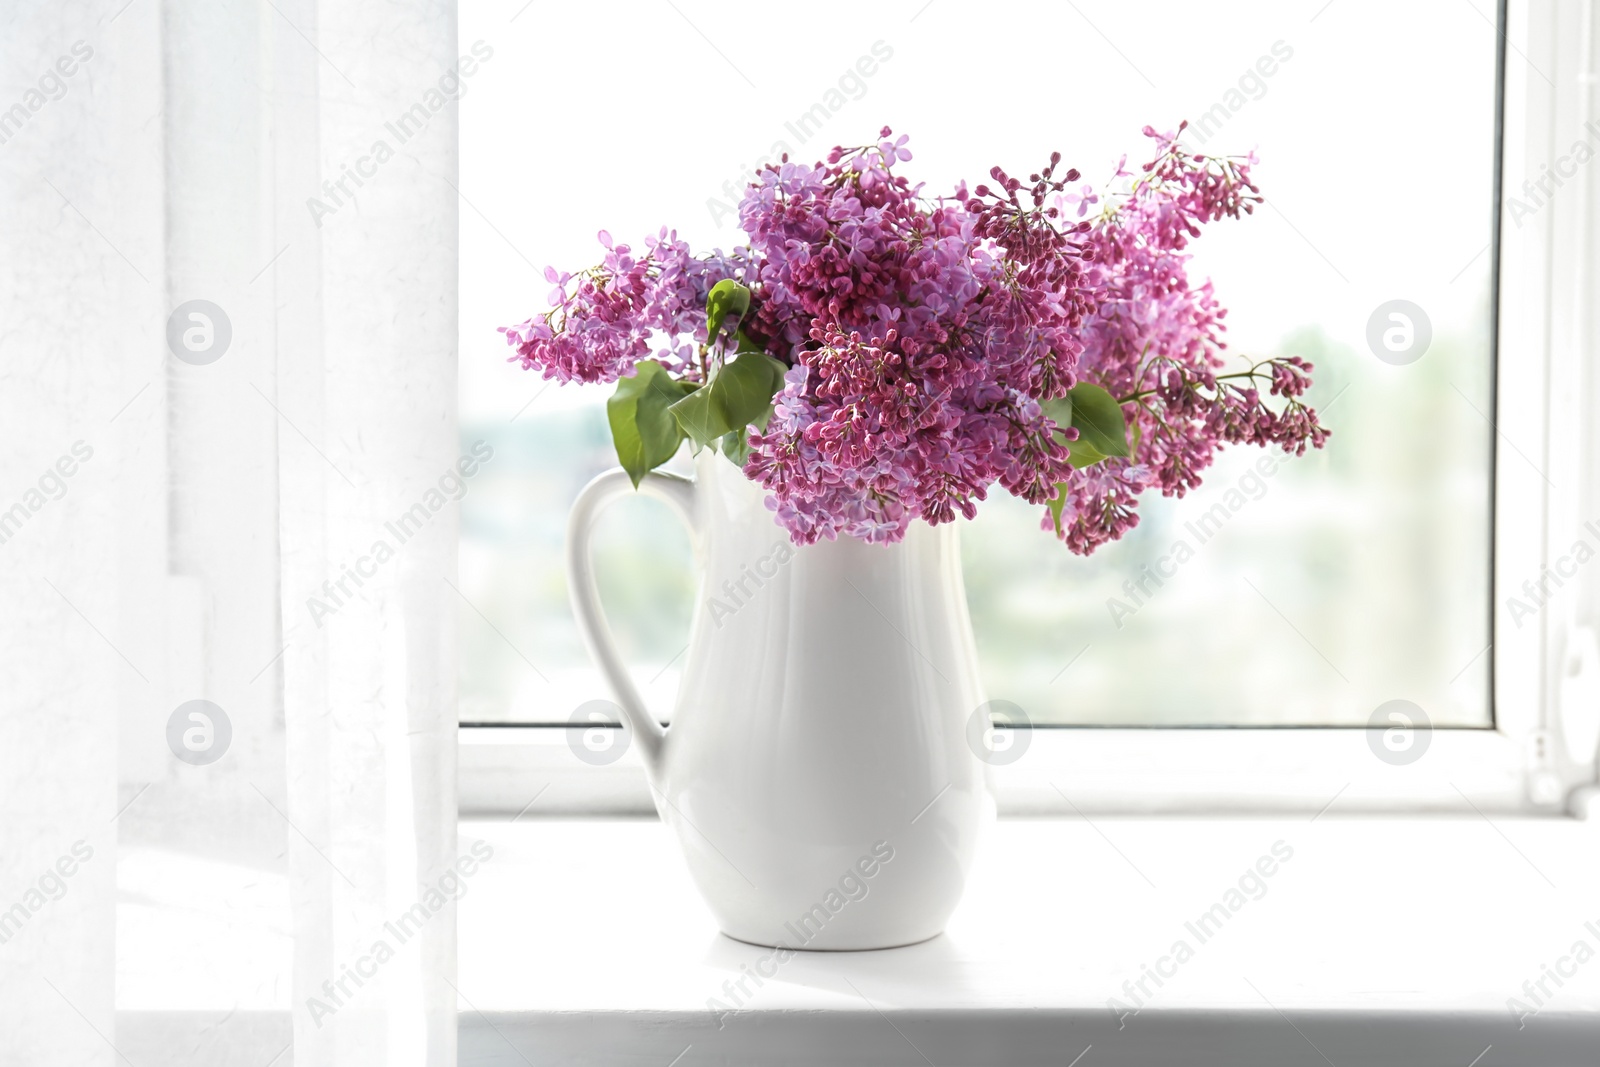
[457,0,1596,814]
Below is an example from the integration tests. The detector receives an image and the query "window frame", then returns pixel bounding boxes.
[459,0,1600,818]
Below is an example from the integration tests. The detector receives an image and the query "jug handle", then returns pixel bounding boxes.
[565,467,697,778]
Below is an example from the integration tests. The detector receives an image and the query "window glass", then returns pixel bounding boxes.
[460,0,1496,726]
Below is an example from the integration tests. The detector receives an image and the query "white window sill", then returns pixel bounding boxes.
[114,809,1600,1065]
[455,813,1600,1066]
[460,725,1582,817]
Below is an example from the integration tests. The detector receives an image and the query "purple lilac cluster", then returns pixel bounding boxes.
[1055,122,1330,553]
[737,136,1098,542]
[501,229,747,382]
[502,124,1327,553]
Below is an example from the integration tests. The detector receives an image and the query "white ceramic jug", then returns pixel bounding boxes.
[567,450,990,950]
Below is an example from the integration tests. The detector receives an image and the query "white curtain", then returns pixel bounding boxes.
[1,1,460,1064]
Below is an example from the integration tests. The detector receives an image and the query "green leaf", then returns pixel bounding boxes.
[1040,391,1111,468]
[1039,395,1072,431]
[1047,482,1071,534]
[714,351,786,429]
[1066,440,1108,469]
[606,361,692,487]
[670,350,786,449]
[668,386,730,449]
[1067,381,1131,458]
[720,429,752,465]
[705,279,751,346]
[719,401,774,467]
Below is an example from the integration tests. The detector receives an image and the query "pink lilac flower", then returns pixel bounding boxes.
[499,228,748,383]
[502,123,1328,554]
[1052,122,1329,553]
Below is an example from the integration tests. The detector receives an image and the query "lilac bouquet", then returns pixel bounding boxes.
[501,123,1328,554]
